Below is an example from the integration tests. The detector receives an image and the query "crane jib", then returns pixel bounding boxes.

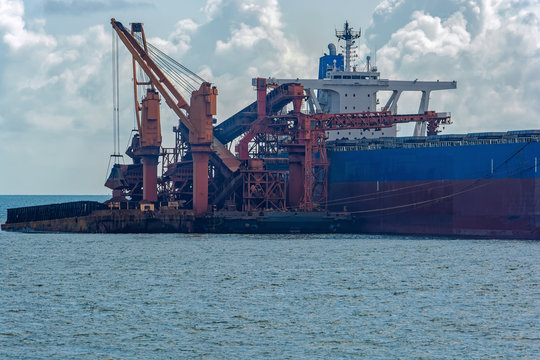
[110,18,240,177]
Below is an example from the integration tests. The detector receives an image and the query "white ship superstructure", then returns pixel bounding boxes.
[270,22,456,139]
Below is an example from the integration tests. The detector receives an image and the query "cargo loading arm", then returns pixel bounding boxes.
[310,110,452,135]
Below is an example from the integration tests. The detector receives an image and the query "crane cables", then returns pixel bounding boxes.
[132,33,207,100]
[111,28,122,161]
[106,29,124,183]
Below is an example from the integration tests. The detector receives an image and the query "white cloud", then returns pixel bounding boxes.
[371,0,540,133]
[0,2,123,194]
[213,0,310,77]
[374,0,405,15]
[43,0,154,14]
[175,0,312,119]
[216,22,267,52]
[202,0,223,21]
[7,24,110,109]
[0,0,56,50]
[146,18,201,63]
[377,11,470,75]
[215,0,284,54]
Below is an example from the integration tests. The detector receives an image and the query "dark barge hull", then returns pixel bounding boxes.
[1,202,357,234]
[2,200,538,238]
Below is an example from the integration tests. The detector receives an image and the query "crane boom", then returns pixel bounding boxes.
[111,19,194,132]
[111,19,239,171]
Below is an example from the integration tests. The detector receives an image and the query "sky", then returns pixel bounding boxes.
[0,0,539,195]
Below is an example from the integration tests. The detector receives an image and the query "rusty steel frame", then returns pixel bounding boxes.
[236,85,450,212]
[242,169,287,212]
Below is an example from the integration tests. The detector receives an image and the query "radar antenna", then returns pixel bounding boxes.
[336,21,361,72]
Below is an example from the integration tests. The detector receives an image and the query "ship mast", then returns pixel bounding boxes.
[336,21,361,72]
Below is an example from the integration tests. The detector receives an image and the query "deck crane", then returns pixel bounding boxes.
[110,19,238,215]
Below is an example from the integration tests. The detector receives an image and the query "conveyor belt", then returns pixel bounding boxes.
[214,83,303,144]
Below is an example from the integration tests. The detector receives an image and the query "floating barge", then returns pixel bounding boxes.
[2,201,356,234]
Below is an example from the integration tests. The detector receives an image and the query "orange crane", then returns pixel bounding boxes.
[111,19,238,215]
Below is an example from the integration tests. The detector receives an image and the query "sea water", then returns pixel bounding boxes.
[0,196,538,359]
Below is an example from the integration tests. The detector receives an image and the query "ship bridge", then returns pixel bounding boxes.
[269,72,457,138]
[268,21,457,138]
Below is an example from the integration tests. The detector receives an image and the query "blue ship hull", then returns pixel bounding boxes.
[327,132,540,239]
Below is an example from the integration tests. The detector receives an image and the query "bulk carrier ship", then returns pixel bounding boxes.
[3,20,539,239]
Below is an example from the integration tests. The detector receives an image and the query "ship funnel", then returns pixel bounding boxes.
[328,43,337,56]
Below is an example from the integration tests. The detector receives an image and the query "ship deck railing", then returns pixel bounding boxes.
[327,131,540,151]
